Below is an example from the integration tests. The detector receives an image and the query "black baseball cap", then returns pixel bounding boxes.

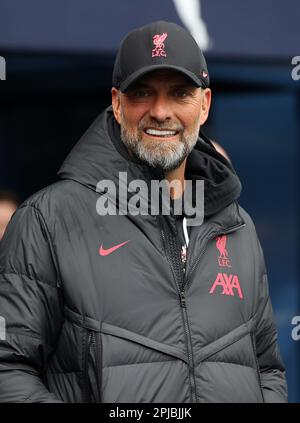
[113,20,210,92]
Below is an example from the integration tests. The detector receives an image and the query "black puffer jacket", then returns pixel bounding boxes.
[0,107,287,402]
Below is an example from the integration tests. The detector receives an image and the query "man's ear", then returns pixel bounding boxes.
[199,88,212,126]
[111,87,122,124]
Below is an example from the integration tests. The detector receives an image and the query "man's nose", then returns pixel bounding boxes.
[149,95,172,122]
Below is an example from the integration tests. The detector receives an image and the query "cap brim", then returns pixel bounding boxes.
[119,64,203,92]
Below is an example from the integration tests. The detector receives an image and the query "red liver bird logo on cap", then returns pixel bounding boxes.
[152,33,168,58]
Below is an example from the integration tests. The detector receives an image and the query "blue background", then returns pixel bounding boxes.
[0,0,299,57]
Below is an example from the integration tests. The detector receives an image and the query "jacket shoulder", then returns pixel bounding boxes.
[21,180,82,211]
[237,203,266,271]
[237,204,256,230]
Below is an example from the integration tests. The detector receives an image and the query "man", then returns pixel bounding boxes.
[210,140,231,164]
[0,190,19,241]
[0,21,287,403]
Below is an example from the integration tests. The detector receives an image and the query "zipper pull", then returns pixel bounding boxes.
[180,290,186,308]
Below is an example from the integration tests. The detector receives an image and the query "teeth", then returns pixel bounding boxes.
[145,129,177,136]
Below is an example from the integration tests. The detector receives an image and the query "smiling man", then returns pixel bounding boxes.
[0,21,287,403]
[112,69,210,202]
[112,70,210,171]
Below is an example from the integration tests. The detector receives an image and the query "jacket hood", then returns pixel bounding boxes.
[58,106,242,218]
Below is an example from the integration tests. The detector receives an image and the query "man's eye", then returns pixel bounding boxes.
[174,90,189,98]
[132,90,151,97]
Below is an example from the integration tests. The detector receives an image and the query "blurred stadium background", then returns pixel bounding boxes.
[0,0,299,402]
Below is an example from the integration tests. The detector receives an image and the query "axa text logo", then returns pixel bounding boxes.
[209,273,243,299]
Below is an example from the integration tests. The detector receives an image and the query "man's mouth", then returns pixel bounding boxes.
[143,128,179,138]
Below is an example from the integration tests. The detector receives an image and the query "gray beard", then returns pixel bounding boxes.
[120,121,199,172]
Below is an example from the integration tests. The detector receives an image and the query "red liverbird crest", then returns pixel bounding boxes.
[216,235,228,258]
[152,33,168,58]
[216,235,231,268]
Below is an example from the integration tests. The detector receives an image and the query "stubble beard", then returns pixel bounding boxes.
[119,110,200,172]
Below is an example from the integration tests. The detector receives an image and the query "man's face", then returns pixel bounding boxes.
[112,69,211,171]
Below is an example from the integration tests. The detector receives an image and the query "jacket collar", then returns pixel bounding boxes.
[58,106,242,221]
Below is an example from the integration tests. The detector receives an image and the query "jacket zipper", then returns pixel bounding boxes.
[83,331,102,403]
[179,288,197,402]
[159,219,197,403]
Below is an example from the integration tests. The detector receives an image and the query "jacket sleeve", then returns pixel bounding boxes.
[254,240,288,403]
[0,204,64,402]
